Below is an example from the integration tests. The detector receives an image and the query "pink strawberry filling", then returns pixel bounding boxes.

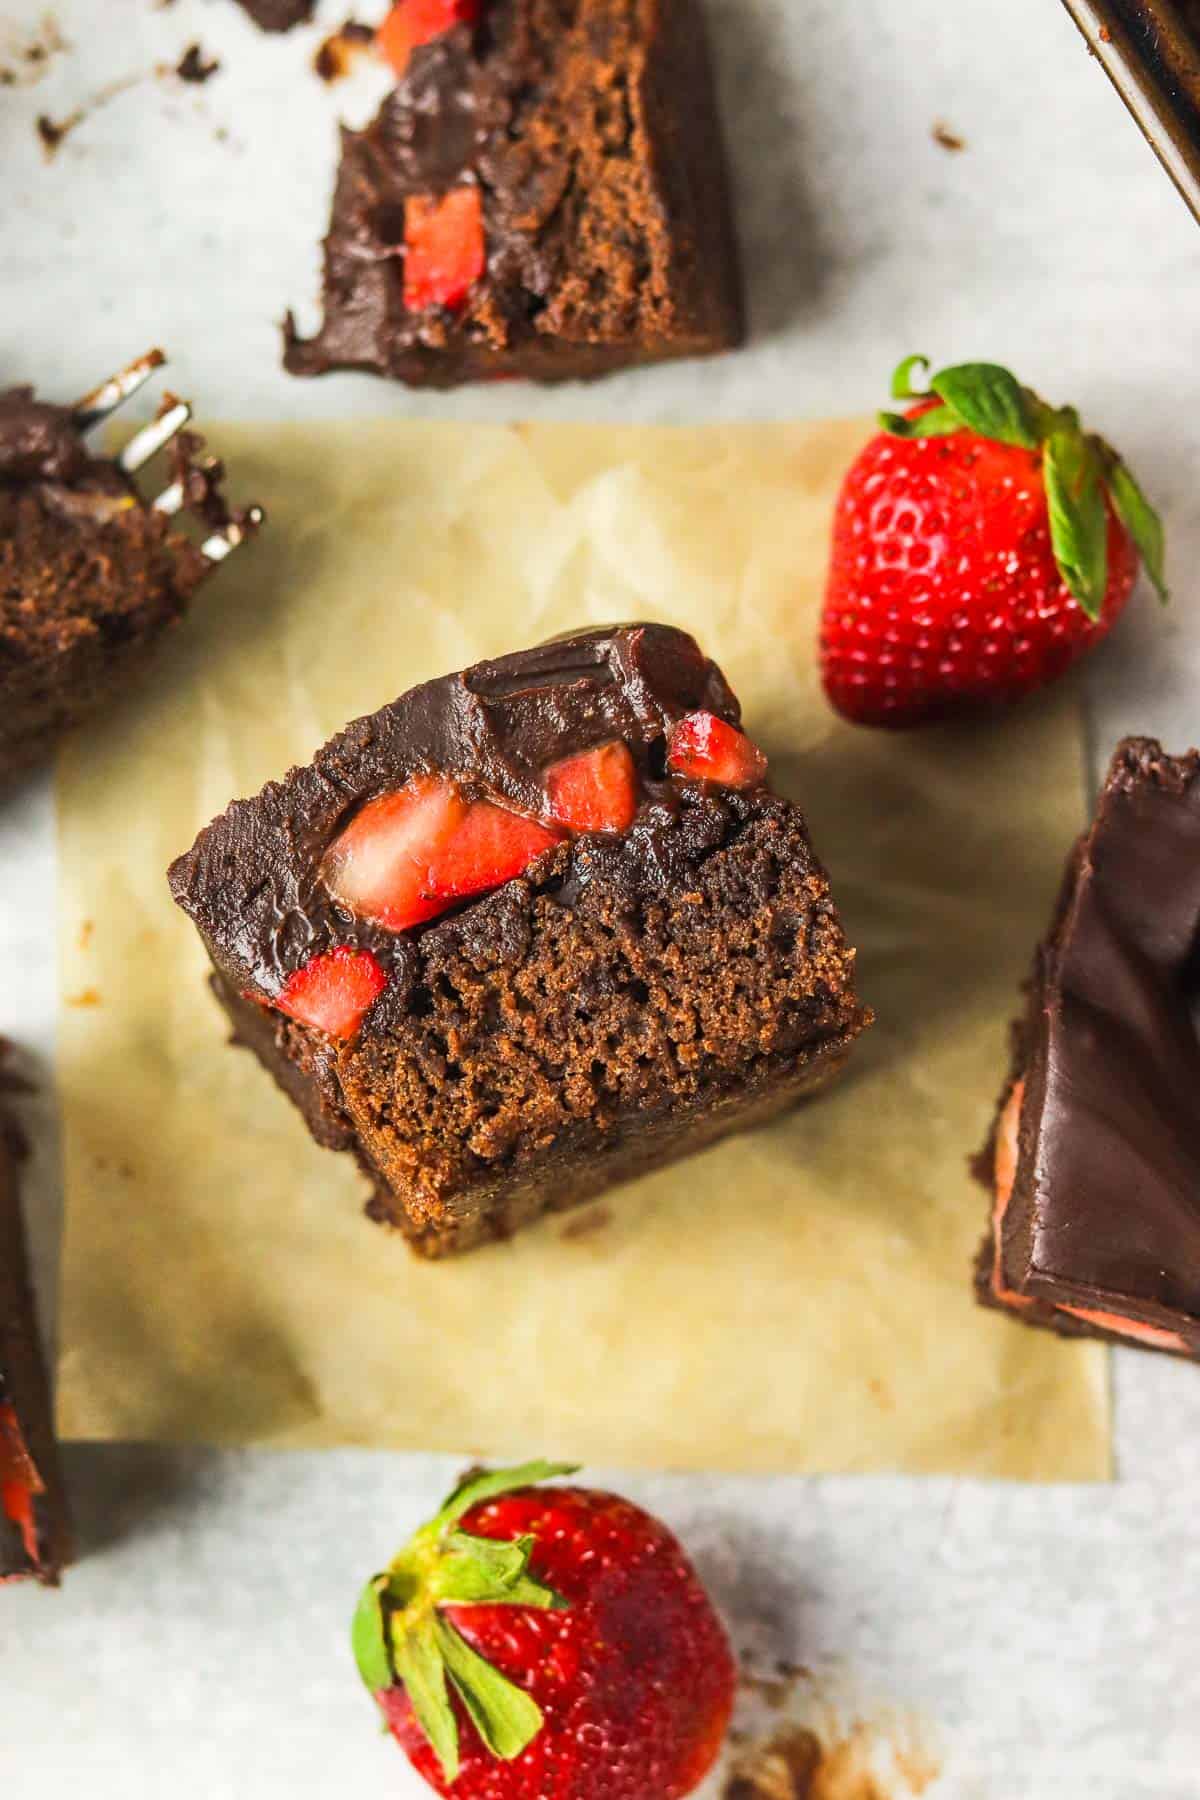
[990,1081,1033,1310]
[991,1080,1189,1351]
[1056,1306,1187,1353]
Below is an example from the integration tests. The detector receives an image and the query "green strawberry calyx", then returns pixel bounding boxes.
[878,355,1168,621]
[351,1460,578,1784]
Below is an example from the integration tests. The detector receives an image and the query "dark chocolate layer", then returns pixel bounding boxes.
[169,623,739,997]
[981,737,1200,1352]
[284,0,744,386]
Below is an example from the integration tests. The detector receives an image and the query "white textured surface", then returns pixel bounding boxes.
[2,0,1200,1792]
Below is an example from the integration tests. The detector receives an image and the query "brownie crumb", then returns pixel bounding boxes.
[931,120,966,152]
[725,1728,824,1800]
[235,0,317,30]
[313,19,376,82]
[177,43,220,83]
[36,111,76,154]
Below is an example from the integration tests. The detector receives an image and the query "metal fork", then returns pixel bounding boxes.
[71,349,263,560]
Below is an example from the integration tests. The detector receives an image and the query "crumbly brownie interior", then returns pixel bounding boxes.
[0,482,210,780]
[218,796,865,1255]
[285,0,744,384]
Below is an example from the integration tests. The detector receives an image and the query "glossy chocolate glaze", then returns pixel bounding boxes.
[997,738,1200,1342]
[168,624,749,998]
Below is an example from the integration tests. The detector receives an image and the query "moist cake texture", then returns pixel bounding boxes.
[284,0,744,387]
[0,385,246,785]
[170,625,869,1256]
[976,737,1200,1358]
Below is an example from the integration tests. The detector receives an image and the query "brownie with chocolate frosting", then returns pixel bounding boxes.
[0,385,247,787]
[284,0,744,388]
[169,625,869,1257]
[977,738,1200,1359]
[1,1049,71,1585]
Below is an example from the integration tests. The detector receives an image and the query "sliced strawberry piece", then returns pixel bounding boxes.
[378,0,480,75]
[1,1402,42,1565]
[324,776,467,931]
[404,188,485,313]
[546,740,638,834]
[426,799,562,903]
[667,711,768,789]
[276,947,388,1040]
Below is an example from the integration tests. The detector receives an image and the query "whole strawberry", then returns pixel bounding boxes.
[352,1461,735,1800]
[820,356,1168,727]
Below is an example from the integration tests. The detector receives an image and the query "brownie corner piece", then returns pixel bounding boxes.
[976,736,1200,1360]
[283,0,745,387]
[170,624,868,1257]
[1,1056,72,1585]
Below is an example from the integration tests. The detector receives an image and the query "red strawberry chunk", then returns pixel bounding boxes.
[546,741,638,834]
[667,711,768,789]
[404,188,485,313]
[324,776,468,931]
[323,774,563,933]
[276,947,388,1040]
[1,1403,40,1563]
[426,799,562,903]
[378,0,480,75]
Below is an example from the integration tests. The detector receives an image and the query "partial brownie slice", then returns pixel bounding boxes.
[284,0,744,387]
[169,625,869,1256]
[0,382,258,787]
[1,1048,71,1585]
[976,738,1200,1358]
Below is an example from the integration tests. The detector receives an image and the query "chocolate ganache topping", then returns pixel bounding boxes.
[169,624,754,997]
[1001,738,1200,1327]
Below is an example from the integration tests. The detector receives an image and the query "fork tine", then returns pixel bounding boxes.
[72,348,166,432]
[152,479,185,516]
[118,400,191,475]
[200,505,264,563]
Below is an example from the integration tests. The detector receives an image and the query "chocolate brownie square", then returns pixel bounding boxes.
[0,381,258,788]
[1,1052,71,1585]
[169,625,869,1256]
[284,0,745,387]
[976,738,1200,1359]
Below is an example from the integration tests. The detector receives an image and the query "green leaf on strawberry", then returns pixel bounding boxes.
[877,354,1169,615]
[1044,428,1109,621]
[1106,455,1169,602]
[434,1614,545,1762]
[351,1574,393,1695]
[351,1460,579,1782]
[929,362,1039,449]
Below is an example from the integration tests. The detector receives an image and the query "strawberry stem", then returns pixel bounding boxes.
[880,355,1169,610]
[352,1460,579,1781]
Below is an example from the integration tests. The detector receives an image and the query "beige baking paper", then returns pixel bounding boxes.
[54,418,1109,1478]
